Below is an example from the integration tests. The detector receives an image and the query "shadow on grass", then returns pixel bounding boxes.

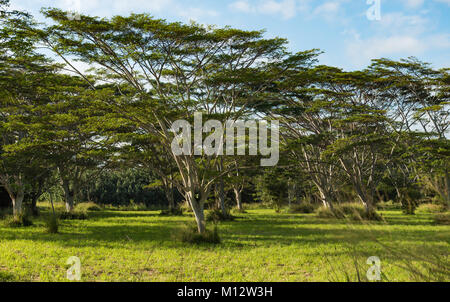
[0,270,16,282]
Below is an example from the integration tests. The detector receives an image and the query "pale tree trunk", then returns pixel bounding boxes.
[12,187,24,217]
[315,182,334,209]
[2,176,25,217]
[62,181,75,213]
[186,190,208,234]
[234,187,243,210]
[354,182,374,214]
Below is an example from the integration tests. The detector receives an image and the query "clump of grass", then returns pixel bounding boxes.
[433,212,450,225]
[206,208,235,222]
[416,203,446,214]
[108,200,149,211]
[316,206,338,219]
[179,202,193,213]
[288,203,316,214]
[75,202,102,212]
[160,207,183,216]
[316,204,383,221]
[45,215,59,233]
[59,211,87,220]
[3,212,33,228]
[231,207,247,214]
[176,223,221,244]
[376,200,401,210]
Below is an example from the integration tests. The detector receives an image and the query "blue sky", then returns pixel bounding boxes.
[10,0,450,70]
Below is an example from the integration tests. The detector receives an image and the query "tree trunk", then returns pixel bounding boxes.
[62,181,75,212]
[217,178,226,215]
[30,194,39,216]
[234,187,243,210]
[12,187,24,217]
[187,191,206,234]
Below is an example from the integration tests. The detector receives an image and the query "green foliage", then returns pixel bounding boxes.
[75,202,102,212]
[3,212,33,227]
[288,203,316,214]
[81,169,167,207]
[59,211,87,220]
[416,203,447,214]
[176,223,221,245]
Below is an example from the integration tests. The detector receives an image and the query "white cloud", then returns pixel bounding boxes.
[229,0,304,20]
[401,0,425,9]
[345,33,450,68]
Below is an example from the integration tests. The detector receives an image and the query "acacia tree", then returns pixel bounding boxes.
[0,10,55,216]
[369,58,449,206]
[40,9,313,233]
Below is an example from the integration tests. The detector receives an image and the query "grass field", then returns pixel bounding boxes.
[0,206,449,282]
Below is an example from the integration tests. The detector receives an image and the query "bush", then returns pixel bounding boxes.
[416,203,446,214]
[160,207,183,216]
[206,208,235,222]
[176,223,221,244]
[402,199,417,215]
[180,202,193,213]
[59,211,87,220]
[45,215,59,234]
[316,204,383,221]
[231,207,247,214]
[316,206,340,219]
[337,203,365,216]
[288,203,316,214]
[4,212,33,228]
[433,213,450,225]
[75,202,102,212]
[376,200,401,210]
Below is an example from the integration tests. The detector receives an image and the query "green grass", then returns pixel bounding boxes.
[0,205,448,282]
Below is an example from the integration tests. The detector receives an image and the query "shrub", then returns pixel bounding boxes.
[176,223,221,244]
[160,207,183,216]
[4,212,33,228]
[288,203,316,214]
[316,206,338,219]
[376,200,401,210]
[59,211,87,220]
[416,203,446,214]
[316,204,383,221]
[336,203,365,216]
[433,213,450,225]
[45,215,59,234]
[206,208,235,222]
[401,199,417,215]
[75,202,102,212]
[180,202,193,213]
[231,207,247,214]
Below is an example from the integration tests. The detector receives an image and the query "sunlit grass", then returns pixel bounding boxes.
[0,205,448,282]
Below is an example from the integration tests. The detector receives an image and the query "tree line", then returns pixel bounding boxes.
[0,1,448,233]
